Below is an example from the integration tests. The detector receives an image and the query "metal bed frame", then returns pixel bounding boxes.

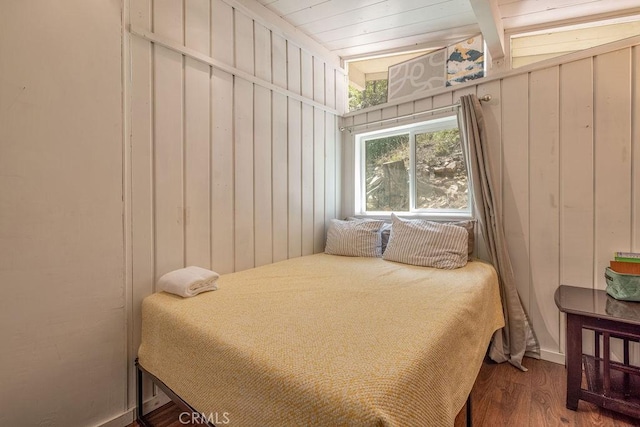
[135,358,215,427]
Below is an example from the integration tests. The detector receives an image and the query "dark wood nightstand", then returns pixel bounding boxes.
[555,285,640,419]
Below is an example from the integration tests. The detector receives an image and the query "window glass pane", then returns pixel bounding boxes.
[415,128,468,210]
[365,134,410,211]
[349,80,388,112]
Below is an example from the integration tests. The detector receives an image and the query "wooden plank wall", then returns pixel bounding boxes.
[341,43,640,363]
[130,0,344,404]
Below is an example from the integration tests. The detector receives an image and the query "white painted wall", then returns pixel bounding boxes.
[5,1,636,425]
[1,0,345,425]
[129,0,346,412]
[341,36,640,364]
[0,1,126,426]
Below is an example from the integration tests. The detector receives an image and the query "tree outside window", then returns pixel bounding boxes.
[349,80,388,112]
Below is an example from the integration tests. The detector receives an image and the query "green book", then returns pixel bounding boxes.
[615,251,640,259]
[615,256,640,264]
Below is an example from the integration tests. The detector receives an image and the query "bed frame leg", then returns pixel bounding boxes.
[136,358,152,427]
[466,392,472,427]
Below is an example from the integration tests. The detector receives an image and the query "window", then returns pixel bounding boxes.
[355,115,470,218]
[346,50,433,112]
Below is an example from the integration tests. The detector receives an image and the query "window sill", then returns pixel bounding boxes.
[352,211,474,222]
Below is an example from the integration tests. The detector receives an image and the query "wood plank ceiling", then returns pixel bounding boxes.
[255,0,640,60]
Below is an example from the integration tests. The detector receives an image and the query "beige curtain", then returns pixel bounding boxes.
[458,94,539,370]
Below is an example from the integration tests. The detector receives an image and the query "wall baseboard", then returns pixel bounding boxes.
[95,392,171,427]
[539,349,565,366]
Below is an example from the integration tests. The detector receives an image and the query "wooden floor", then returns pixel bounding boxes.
[130,357,640,427]
[453,357,639,427]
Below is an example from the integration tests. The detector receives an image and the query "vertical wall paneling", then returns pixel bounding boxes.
[185,0,210,53]
[396,98,416,124]
[313,57,325,105]
[210,0,235,274]
[335,72,347,116]
[335,123,343,219]
[500,75,530,313]
[366,109,382,130]
[211,69,236,274]
[185,0,211,268]
[433,93,453,109]
[529,66,561,353]
[633,46,640,253]
[325,73,338,223]
[301,51,314,255]
[414,97,433,115]
[253,81,273,266]
[594,49,633,286]
[254,23,273,267]
[302,102,315,255]
[153,0,182,39]
[124,0,133,411]
[233,11,255,271]
[632,46,640,364]
[211,0,234,63]
[325,68,336,110]
[314,107,326,252]
[300,49,313,98]
[382,105,398,122]
[234,77,255,271]
[339,118,353,218]
[130,0,154,404]
[272,92,289,262]
[594,48,632,372]
[325,114,337,224]
[398,101,415,118]
[234,11,254,74]
[272,93,289,262]
[153,1,185,279]
[560,58,594,288]
[287,43,303,258]
[129,2,345,276]
[594,49,632,363]
[272,33,288,262]
[125,0,346,418]
[353,113,368,127]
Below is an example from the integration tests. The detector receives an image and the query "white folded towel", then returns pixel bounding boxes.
[157,266,220,298]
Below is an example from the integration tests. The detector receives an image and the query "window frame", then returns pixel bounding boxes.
[354,114,472,220]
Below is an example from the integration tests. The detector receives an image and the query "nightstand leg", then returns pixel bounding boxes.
[566,314,582,410]
[623,339,630,398]
[603,332,611,397]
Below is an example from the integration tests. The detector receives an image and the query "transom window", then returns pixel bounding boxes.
[355,115,471,218]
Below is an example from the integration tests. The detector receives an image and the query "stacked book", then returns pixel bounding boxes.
[610,252,640,274]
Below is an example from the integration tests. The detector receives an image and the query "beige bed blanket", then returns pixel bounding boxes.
[139,254,504,426]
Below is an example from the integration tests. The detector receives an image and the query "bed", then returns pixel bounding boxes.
[137,253,504,426]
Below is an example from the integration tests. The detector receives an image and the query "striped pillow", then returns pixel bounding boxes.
[325,219,385,257]
[380,219,475,258]
[382,214,468,269]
